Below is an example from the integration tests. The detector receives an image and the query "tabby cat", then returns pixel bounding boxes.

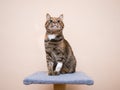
[44,13,76,75]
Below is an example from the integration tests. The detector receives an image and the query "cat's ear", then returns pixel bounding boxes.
[59,14,63,20]
[46,13,51,20]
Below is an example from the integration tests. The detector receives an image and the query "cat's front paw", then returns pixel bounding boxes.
[48,71,54,76]
[53,71,60,75]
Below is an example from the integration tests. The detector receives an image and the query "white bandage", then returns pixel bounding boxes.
[55,62,63,72]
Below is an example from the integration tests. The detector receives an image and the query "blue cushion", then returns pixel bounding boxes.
[23,71,94,85]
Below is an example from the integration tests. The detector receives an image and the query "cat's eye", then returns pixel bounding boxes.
[57,20,60,23]
[49,20,53,23]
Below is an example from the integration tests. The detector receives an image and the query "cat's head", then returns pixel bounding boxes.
[45,13,64,34]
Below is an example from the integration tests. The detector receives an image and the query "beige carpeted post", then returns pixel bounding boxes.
[54,84,66,90]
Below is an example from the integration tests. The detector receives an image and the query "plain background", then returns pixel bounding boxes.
[0,0,120,90]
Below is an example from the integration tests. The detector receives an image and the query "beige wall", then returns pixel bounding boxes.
[0,0,120,90]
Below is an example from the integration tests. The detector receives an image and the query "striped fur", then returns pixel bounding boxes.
[44,13,76,75]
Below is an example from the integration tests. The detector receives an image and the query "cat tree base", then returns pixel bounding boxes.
[23,71,94,90]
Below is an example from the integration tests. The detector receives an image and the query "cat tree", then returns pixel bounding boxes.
[23,71,94,90]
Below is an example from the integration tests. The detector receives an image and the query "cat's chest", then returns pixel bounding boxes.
[47,34,56,40]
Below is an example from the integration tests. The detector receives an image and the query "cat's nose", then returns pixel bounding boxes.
[53,23,57,26]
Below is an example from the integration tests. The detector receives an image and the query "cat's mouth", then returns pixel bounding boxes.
[52,25,58,29]
[48,25,62,31]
